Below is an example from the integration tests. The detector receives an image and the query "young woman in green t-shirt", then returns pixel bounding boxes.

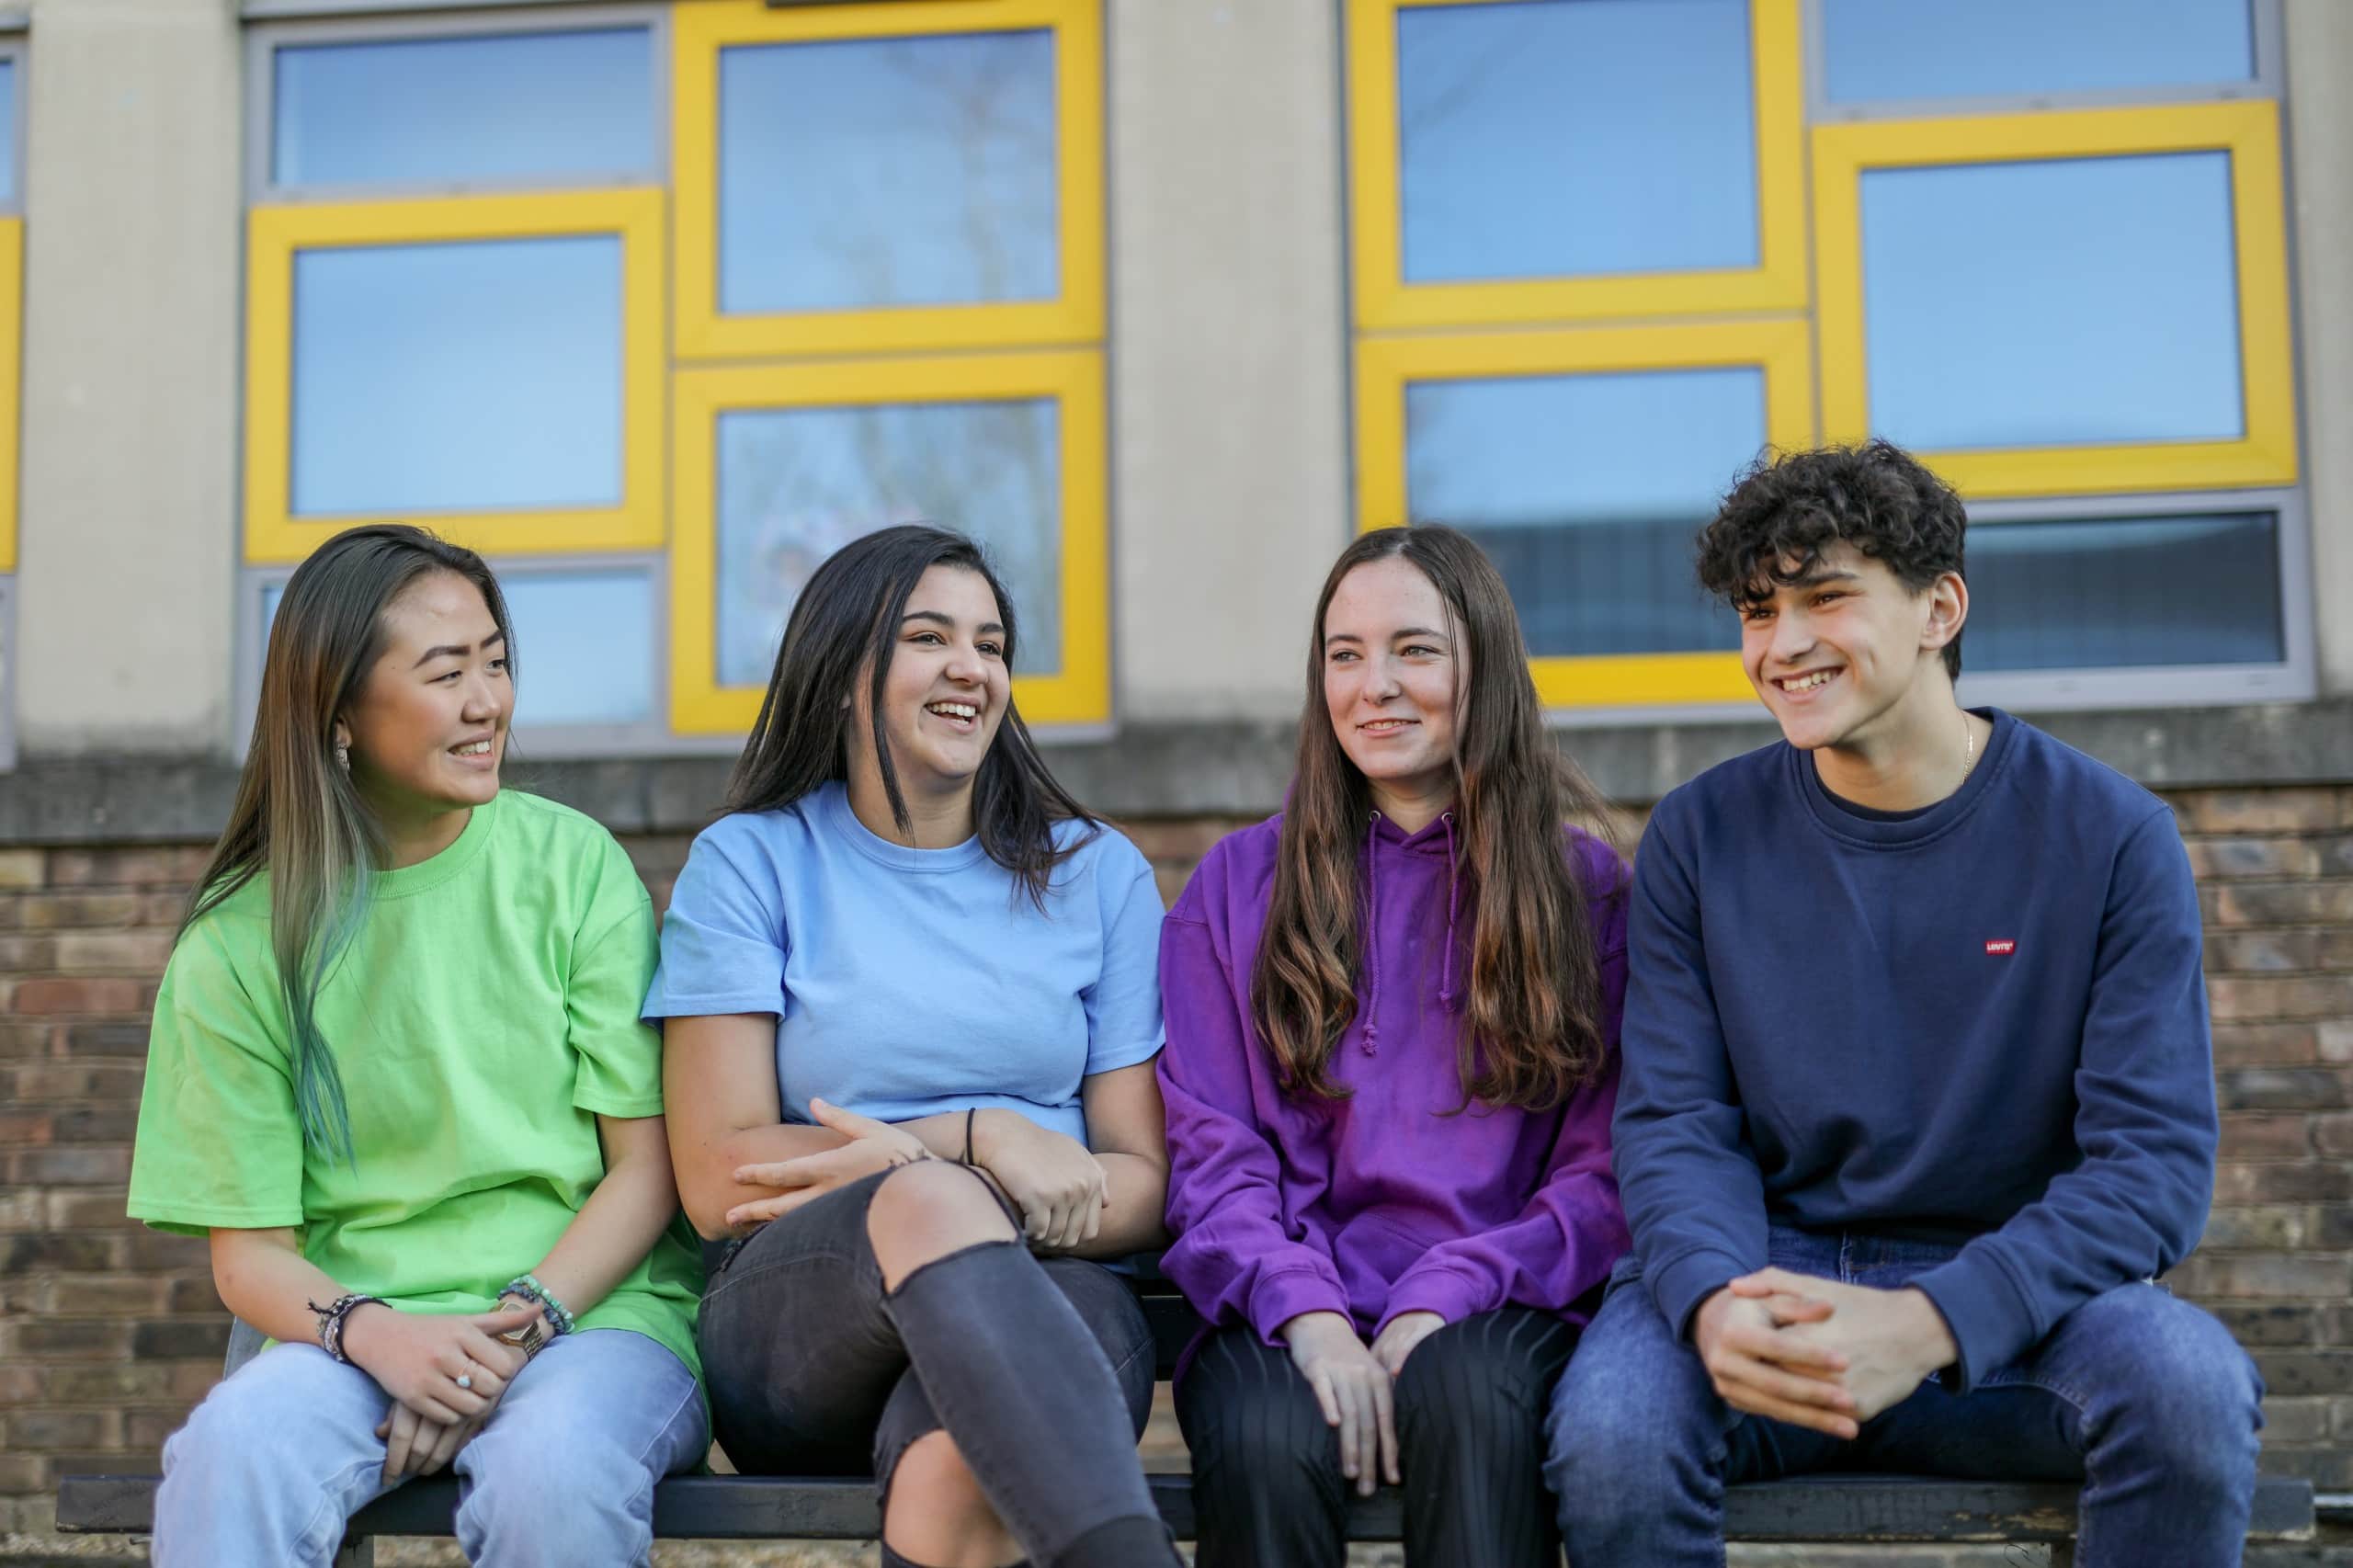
[130,525,707,1567]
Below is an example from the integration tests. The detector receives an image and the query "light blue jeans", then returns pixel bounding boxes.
[1546,1227,2265,1568]
[153,1326,708,1568]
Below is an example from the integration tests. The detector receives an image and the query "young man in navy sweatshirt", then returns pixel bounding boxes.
[1545,442,2262,1565]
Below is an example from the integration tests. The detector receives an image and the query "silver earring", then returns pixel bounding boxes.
[335,743,350,773]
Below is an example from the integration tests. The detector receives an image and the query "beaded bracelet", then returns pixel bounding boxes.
[502,1275,575,1337]
[306,1293,383,1364]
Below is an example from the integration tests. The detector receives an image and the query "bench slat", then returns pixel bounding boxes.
[56,1472,2316,1543]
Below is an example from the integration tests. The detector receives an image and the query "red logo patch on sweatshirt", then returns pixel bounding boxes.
[1984,939,2017,957]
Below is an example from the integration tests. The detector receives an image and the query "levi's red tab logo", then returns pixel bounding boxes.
[1984,939,2017,957]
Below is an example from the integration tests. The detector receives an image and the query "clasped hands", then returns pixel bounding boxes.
[725,1097,1111,1252]
[341,1299,544,1482]
[1279,1309,1448,1498]
[1692,1267,1959,1439]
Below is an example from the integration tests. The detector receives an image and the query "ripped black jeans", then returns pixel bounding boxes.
[699,1167,1163,1564]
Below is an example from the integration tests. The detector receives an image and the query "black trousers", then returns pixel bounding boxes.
[699,1167,1167,1567]
[1176,1308,1578,1568]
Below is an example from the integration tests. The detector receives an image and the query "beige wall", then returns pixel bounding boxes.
[1106,0,1349,723]
[15,0,242,756]
[2285,0,2353,696]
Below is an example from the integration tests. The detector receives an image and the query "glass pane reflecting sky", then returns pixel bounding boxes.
[1862,152,2243,450]
[720,31,1057,314]
[0,62,17,206]
[1967,512,2281,670]
[291,236,623,516]
[1823,0,2253,104]
[1398,0,1756,282]
[716,400,1061,687]
[1406,367,1763,656]
[267,571,655,726]
[274,29,654,189]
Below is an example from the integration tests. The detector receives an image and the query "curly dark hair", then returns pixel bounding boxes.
[1697,440,1968,678]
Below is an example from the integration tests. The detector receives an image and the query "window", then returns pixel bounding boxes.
[1347,0,2307,715]
[241,2,1108,750]
[668,0,1107,733]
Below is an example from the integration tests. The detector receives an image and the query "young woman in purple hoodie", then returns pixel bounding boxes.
[1157,525,1631,1568]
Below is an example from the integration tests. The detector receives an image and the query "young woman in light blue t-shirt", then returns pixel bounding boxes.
[646,526,1180,1568]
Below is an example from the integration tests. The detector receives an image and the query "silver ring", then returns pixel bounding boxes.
[455,1372,474,1391]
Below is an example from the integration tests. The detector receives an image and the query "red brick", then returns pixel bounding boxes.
[9,977,147,1016]
[2210,1022,2320,1066]
[2209,1303,2325,1346]
[0,1020,56,1060]
[2218,1112,2313,1159]
[2204,974,2353,1022]
[0,1110,51,1146]
[0,1455,46,1494]
[0,849,43,890]
[52,929,176,974]
[14,892,144,930]
[120,1229,209,1269]
[4,1146,131,1185]
[2182,790,2343,833]
[2316,1114,2353,1158]
[0,1190,40,1231]
[10,1063,146,1102]
[168,1363,223,1402]
[49,1105,138,1143]
[40,1189,130,1230]
[34,1273,167,1315]
[165,1274,222,1314]
[2207,929,2333,972]
[2261,1395,2333,1444]
[126,1411,183,1449]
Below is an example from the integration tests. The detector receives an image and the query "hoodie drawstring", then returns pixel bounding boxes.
[1361,813,1381,1053]
[1438,811,1461,1011]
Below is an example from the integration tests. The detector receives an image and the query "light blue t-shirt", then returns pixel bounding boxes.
[642,781,1165,1146]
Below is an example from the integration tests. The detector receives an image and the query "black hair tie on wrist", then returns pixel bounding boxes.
[962,1106,979,1167]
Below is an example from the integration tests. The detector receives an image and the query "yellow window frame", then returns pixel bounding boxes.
[0,218,20,574]
[1346,0,1805,333]
[1355,319,1813,710]
[669,347,1108,733]
[672,0,1105,363]
[1813,100,2297,500]
[243,189,667,566]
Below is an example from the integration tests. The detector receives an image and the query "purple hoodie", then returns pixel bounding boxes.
[1157,808,1631,1354]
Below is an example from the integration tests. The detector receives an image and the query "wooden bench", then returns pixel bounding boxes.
[58,1283,2318,1564]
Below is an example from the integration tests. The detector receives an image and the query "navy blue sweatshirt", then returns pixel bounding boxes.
[1614,709,2216,1390]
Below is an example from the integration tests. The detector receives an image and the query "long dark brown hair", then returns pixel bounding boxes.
[184,525,515,1164]
[1250,526,1617,1109]
[725,524,1095,906]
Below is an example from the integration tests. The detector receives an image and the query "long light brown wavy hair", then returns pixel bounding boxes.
[183,525,514,1164]
[1250,526,1618,1109]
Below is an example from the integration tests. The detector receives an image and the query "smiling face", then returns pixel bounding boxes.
[1739,541,1964,753]
[336,569,510,836]
[1321,555,1463,814]
[850,563,1013,801]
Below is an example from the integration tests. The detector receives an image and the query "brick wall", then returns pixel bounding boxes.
[0,790,2348,1535]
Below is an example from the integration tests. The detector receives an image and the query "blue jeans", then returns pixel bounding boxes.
[153,1327,708,1568]
[1545,1228,2264,1568]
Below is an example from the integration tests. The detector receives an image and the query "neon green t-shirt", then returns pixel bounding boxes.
[129,790,701,1383]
